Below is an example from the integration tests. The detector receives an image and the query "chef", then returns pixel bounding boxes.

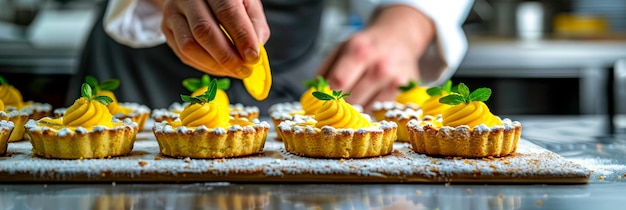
[68,0,473,116]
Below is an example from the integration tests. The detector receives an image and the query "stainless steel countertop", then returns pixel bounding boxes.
[1,115,626,209]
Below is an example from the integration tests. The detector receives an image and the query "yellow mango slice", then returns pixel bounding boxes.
[243,44,272,101]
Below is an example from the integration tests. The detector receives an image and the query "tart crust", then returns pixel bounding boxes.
[115,102,151,131]
[383,109,423,142]
[0,120,15,155]
[1,110,29,142]
[25,118,138,159]
[371,101,420,122]
[152,120,269,158]
[407,118,522,158]
[278,120,397,158]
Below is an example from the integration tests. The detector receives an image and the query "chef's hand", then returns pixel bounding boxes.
[317,5,435,112]
[159,0,270,79]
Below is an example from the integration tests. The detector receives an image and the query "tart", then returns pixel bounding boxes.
[268,76,331,140]
[421,80,453,118]
[85,76,151,131]
[150,102,184,123]
[383,108,423,142]
[0,100,29,142]
[278,90,397,158]
[153,79,269,158]
[407,83,522,158]
[0,120,15,155]
[370,80,426,121]
[25,83,138,159]
[0,77,52,141]
[395,80,430,107]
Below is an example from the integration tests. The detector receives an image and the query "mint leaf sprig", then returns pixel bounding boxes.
[398,80,421,92]
[85,75,119,95]
[304,76,329,91]
[426,80,453,97]
[0,76,8,85]
[312,90,351,101]
[438,83,491,105]
[182,74,230,92]
[81,83,113,105]
[181,79,218,104]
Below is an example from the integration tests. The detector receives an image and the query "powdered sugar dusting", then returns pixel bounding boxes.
[0,132,590,183]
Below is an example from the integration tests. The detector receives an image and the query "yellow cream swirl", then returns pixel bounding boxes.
[94,90,126,115]
[442,101,501,128]
[0,99,4,111]
[192,86,230,109]
[315,99,371,129]
[180,101,230,128]
[421,94,451,117]
[300,86,331,115]
[0,84,23,108]
[63,97,114,128]
[396,86,429,106]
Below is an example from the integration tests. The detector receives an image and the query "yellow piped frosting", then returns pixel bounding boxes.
[180,101,230,128]
[0,100,4,111]
[300,86,331,115]
[442,101,501,128]
[396,86,429,106]
[421,94,451,117]
[62,97,114,128]
[0,83,23,108]
[315,99,370,129]
[192,86,230,109]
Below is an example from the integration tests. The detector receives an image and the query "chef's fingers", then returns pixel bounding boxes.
[245,0,270,43]
[162,10,231,77]
[324,33,374,94]
[207,0,261,65]
[177,0,251,78]
[345,60,402,107]
[361,75,405,114]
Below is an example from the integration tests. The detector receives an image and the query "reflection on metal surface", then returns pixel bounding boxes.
[0,183,607,210]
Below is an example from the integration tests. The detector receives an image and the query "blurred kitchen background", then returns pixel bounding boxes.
[0,0,625,116]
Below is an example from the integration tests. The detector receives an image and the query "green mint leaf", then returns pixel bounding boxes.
[316,76,328,90]
[457,83,470,98]
[312,91,335,101]
[341,92,351,98]
[450,84,458,93]
[81,83,92,99]
[99,79,120,91]
[468,87,492,102]
[304,76,329,90]
[304,79,317,89]
[216,78,230,90]
[398,80,417,92]
[426,87,442,97]
[0,76,7,85]
[201,74,211,87]
[182,78,202,92]
[439,94,466,105]
[332,90,341,98]
[180,94,202,104]
[443,80,453,92]
[204,79,218,102]
[85,76,99,94]
[93,96,113,105]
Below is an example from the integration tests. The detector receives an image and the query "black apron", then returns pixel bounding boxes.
[68,0,324,116]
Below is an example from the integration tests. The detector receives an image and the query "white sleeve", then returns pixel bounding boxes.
[103,0,165,48]
[351,0,474,86]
